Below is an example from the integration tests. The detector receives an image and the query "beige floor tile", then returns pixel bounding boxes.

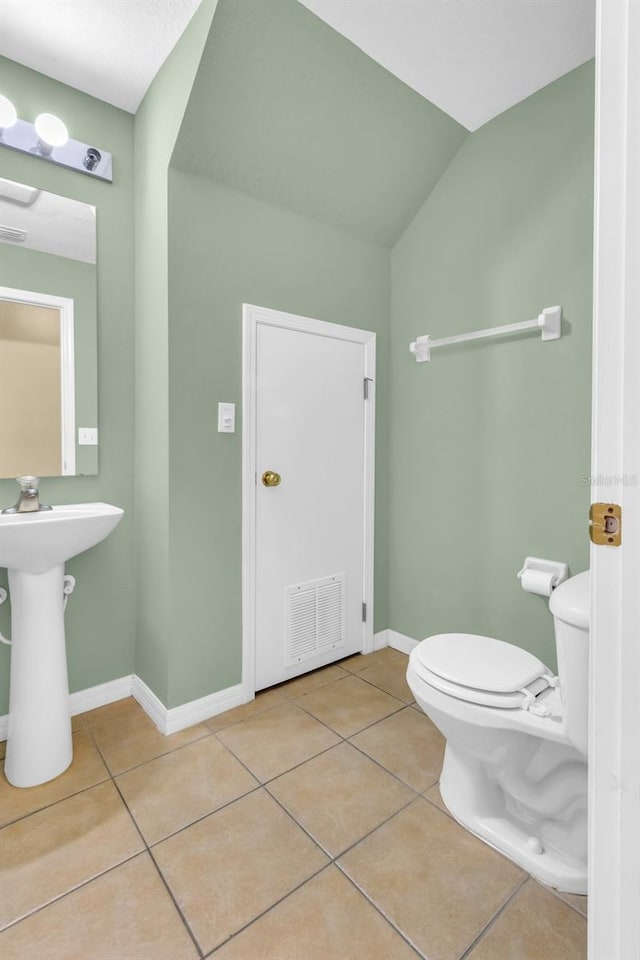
[216,702,340,782]
[77,696,145,728]
[467,880,587,960]
[1,729,109,826]
[213,865,420,960]
[0,853,198,960]
[339,798,524,960]
[0,780,143,930]
[268,742,414,856]
[338,653,366,672]
[350,706,444,792]
[154,788,327,955]
[556,890,588,917]
[424,781,450,815]
[280,663,349,699]
[117,736,258,844]
[206,688,287,733]
[91,707,209,775]
[360,648,410,672]
[357,649,414,703]
[295,674,404,738]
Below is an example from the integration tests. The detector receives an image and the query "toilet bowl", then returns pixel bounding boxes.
[407,571,589,894]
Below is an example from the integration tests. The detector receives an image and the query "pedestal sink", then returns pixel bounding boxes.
[0,503,123,787]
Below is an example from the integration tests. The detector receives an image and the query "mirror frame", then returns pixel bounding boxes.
[0,284,76,476]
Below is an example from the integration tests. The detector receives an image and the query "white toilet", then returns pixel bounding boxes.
[407,571,589,894]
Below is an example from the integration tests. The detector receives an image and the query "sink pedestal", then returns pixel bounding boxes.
[4,564,73,788]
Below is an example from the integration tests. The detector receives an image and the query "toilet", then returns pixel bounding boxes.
[407,571,589,894]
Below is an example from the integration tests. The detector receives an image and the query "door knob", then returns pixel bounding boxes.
[262,470,281,487]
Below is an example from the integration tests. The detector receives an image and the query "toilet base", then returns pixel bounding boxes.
[439,745,587,894]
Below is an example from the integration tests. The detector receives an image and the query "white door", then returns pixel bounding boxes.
[243,305,375,692]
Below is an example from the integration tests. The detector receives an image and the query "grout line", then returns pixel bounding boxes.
[202,861,333,959]
[457,875,530,960]
[551,890,589,919]
[333,862,428,960]
[0,770,112,829]
[0,850,150,935]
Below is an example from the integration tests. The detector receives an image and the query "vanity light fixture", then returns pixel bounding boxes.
[0,95,18,134]
[34,113,69,155]
[0,94,112,183]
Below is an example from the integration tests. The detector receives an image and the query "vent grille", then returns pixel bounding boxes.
[0,224,27,243]
[286,574,345,666]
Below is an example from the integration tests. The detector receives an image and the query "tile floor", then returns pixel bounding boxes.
[0,648,587,959]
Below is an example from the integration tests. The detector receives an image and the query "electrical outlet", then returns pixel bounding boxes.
[78,427,98,445]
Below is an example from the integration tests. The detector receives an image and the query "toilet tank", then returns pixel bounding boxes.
[549,571,590,755]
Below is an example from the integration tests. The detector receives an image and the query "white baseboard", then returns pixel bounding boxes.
[0,675,134,741]
[388,630,419,655]
[1,674,247,742]
[372,629,390,650]
[70,675,133,717]
[164,683,245,735]
[0,634,416,743]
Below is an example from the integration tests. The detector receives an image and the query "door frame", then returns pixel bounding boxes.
[589,2,640,957]
[0,284,76,476]
[242,303,376,701]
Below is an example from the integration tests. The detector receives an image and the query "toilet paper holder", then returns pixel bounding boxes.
[517,557,569,595]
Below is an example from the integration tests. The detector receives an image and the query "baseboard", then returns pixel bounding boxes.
[372,629,390,650]
[0,634,415,742]
[0,675,134,742]
[70,676,133,716]
[164,683,245,735]
[388,629,419,655]
[1,674,247,742]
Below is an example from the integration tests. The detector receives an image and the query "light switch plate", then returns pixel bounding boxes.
[78,427,98,445]
[218,402,236,433]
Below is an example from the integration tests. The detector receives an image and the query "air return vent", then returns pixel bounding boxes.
[285,574,345,666]
[0,224,27,243]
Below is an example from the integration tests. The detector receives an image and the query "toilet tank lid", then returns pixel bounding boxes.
[413,633,549,694]
[549,571,590,629]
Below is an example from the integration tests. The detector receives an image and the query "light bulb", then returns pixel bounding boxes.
[0,95,17,133]
[34,112,68,155]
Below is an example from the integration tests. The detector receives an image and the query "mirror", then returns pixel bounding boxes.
[0,177,97,477]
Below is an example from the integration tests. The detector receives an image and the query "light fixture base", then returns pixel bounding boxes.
[0,118,112,182]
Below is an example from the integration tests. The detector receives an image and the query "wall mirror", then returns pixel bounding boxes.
[0,177,97,477]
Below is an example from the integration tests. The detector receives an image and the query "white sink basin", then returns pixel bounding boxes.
[0,502,124,574]
[0,501,124,788]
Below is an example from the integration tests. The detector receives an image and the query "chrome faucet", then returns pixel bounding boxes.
[1,476,53,514]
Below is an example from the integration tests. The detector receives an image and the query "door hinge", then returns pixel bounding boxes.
[362,602,367,622]
[364,377,373,400]
[589,502,622,546]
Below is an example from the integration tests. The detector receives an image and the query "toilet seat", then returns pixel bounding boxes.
[412,633,557,711]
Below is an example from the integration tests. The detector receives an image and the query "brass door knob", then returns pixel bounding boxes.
[262,470,281,487]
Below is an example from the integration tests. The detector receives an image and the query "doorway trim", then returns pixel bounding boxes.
[0,285,76,476]
[589,1,640,957]
[242,303,376,702]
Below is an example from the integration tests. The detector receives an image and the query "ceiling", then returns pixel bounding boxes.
[0,0,205,113]
[0,178,96,263]
[299,0,595,131]
[0,0,594,127]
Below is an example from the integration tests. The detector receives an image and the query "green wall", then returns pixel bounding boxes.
[173,0,467,247]
[166,172,390,707]
[389,62,594,670]
[133,0,218,703]
[0,56,135,713]
[0,244,98,476]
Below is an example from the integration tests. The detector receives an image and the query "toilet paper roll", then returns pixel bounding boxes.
[520,569,556,597]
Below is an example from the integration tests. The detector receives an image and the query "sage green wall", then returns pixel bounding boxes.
[0,244,98,475]
[173,0,467,247]
[133,0,218,702]
[166,171,390,707]
[389,62,594,670]
[0,57,135,713]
